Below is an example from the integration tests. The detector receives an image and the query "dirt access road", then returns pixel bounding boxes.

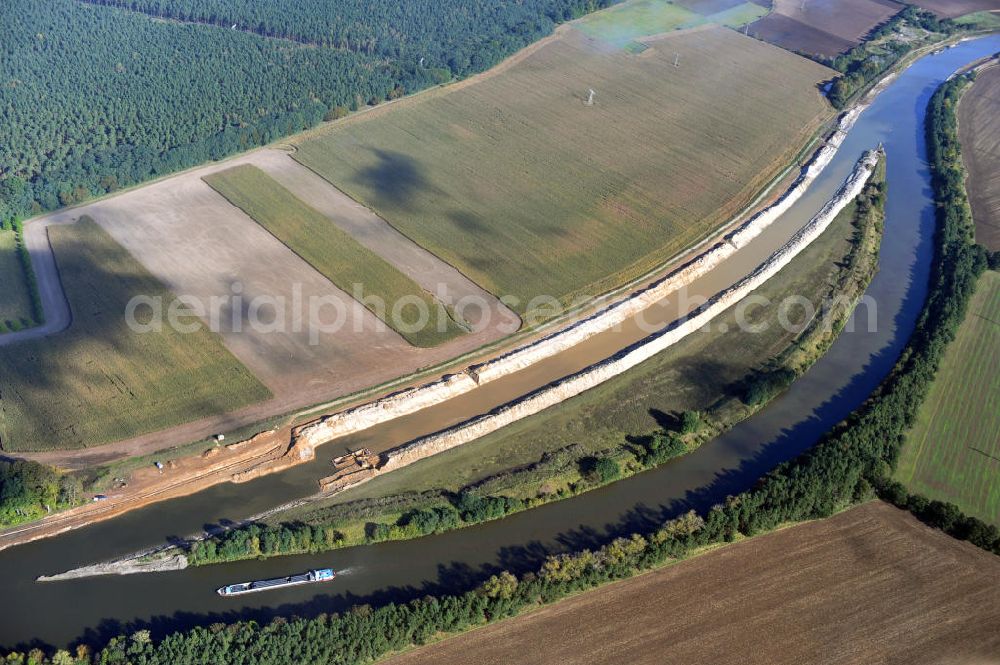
[384,502,1000,665]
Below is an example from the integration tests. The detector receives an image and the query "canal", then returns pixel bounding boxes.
[1,34,997,650]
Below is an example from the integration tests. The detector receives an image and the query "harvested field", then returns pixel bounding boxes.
[958,62,1000,252]
[0,218,271,452]
[909,0,1000,18]
[381,502,1000,665]
[749,0,904,57]
[204,165,467,347]
[896,271,1000,525]
[294,27,834,316]
[0,230,32,331]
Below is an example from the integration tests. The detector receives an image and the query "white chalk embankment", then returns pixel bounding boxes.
[292,110,868,457]
[380,149,881,472]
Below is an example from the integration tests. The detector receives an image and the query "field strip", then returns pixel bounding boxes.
[0,214,74,347]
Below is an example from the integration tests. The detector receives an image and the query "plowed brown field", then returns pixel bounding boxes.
[959,62,1000,252]
[382,502,1000,665]
[749,0,902,57]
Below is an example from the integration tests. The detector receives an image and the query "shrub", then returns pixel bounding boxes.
[579,456,620,484]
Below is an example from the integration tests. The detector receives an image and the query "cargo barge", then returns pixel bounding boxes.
[217,568,335,596]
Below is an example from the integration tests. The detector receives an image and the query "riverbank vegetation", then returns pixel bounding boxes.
[203,166,466,347]
[0,218,271,451]
[185,161,887,566]
[0,459,83,528]
[823,6,976,108]
[293,26,834,313]
[747,0,904,59]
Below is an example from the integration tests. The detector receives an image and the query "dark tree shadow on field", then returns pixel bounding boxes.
[353,149,429,209]
[0,218,260,453]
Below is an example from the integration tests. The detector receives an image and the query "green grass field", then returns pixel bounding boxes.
[293,27,833,318]
[0,229,34,332]
[286,173,879,512]
[573,0,766,49]
[703,2,769,27]
[954,11,1000,29]
[896,271,1000,525]
[204,165,466,347]
[573,0,700,47]
[0,218,271,452]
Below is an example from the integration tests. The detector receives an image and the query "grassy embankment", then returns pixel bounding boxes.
[955,11,1000,30]
[185,161,886,564]
[203,165,467,347]
[293,25,834,318]
[0,218,271,452]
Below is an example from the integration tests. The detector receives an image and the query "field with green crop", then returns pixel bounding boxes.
[574,0,766,49]
[0,230,33,332]
[204,165,466,347]
[293,26,834,317]
[0,218,271,452]
[896,271,1000,525]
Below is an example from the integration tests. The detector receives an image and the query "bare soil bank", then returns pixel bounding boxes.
[382,502,1000,665]
[958,61,1000,251]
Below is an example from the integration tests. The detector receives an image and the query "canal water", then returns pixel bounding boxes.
[2,35,997,650]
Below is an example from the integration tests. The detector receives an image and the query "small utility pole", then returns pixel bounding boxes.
[673,52,680,68]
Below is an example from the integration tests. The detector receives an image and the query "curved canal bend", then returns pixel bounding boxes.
[2,36,998,650]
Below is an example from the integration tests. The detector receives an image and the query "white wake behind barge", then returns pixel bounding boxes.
[217,568,335,596]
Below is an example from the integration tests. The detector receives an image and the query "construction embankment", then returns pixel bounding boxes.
[377,148,881,472]
[283,107,870,469]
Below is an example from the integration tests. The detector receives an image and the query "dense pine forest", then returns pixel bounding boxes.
[79,0,608,68]
[0,0,611,222]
